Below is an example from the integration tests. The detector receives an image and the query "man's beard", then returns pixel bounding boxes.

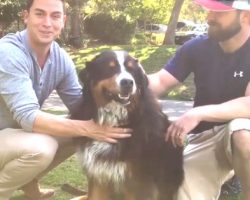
[208,17,241,42]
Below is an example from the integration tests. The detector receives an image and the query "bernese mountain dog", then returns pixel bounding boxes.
[70,50,184,200]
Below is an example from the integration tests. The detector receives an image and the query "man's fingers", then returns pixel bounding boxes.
[108,127,132,134]
[166,123,185,148]
[105,127,132,138]
[97,127,132,142]
[165,125,174,141]
[104,138,118,143]
[108,132,131,139]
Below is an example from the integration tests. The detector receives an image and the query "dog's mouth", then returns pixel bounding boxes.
[104,89,132,106]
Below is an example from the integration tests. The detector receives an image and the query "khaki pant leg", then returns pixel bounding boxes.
[36,136,76,179]
[0,129,59,200]
[176,125,234,200]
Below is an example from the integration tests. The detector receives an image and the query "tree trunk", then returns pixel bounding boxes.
[163,0,185,45]
[69,0,82,48]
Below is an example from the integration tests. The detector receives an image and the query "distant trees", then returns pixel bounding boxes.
[0,0,25,36]
[0,1,25,23]
[0,0,206,46]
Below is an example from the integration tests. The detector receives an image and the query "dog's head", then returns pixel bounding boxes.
[80,50,148,111]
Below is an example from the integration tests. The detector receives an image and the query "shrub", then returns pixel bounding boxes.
[84,13,136,44]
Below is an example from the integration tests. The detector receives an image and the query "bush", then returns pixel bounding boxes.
[131,32,165,45]
[84,13,136,44]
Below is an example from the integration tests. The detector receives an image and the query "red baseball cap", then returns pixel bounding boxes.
[194,0,250,11]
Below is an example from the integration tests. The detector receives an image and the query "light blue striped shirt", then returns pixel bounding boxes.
[0,30,82,131]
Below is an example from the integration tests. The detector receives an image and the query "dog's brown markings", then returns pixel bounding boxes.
[91,77,117,107]
[109,60,116,67]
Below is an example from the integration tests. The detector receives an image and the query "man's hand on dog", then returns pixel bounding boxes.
[79,119,132,143]
[165,108,201,147]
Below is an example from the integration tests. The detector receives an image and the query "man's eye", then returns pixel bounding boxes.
[53,15,61,19]
[35,13,43,16]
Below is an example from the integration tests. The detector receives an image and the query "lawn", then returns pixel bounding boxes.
[12,45,240,200]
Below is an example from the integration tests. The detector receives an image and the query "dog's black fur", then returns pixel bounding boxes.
[71,50,184,200]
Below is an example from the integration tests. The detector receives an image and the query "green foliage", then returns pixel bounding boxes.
[0,1,25,23]
[180,0,207,23]
[83,0,207,27]
[84,0,173,25]
[131,32,165,45]
[84,13,136,44]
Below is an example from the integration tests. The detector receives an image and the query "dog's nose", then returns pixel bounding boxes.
[120,78,134,89]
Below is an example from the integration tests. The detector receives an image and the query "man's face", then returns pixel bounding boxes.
[23,0,66,47]
[207,10,242,41]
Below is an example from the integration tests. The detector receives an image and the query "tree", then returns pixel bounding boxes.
[0,0,25,36]
[163,0,185,45]
[0,1,25,23]
[66,0,85,48]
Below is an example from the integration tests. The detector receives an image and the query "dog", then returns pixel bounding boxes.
[70,50,184,200]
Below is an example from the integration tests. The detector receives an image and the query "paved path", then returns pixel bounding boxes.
[42,91,193,119]
[42,91,68,112]
[159,99,193,120]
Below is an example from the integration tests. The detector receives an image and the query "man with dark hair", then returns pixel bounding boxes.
[149,0,250,199]
[0,0,131,199]
[25,0,66,12]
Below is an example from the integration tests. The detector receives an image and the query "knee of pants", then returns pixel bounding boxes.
[22,134,59,170]
[232,129,250,158]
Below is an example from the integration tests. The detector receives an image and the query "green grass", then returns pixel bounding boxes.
[12,45,240,200]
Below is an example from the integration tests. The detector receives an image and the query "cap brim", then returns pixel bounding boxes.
[195,0,235,11]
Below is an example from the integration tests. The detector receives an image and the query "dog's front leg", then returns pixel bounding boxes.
[88,184,111,200]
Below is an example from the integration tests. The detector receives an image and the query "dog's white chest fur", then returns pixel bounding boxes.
[80,101,129,187]
[97,100,129,126]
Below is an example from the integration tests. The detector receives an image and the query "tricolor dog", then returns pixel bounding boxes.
[70,50,184,200]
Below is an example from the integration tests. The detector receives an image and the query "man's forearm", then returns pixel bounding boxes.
[32,111,85,137]
[197,96,250,123]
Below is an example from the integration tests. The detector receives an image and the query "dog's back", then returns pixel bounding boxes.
[71,50,184,200]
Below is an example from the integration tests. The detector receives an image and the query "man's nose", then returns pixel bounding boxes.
[43,16,52,26]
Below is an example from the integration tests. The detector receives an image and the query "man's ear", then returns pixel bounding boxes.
[241,11,250,24]
[23,10,29,25]
[62,15,67,28]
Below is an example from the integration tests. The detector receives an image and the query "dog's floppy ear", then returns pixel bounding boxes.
[79,53,101,85]
[137,61,149,88]
[78,61,93,86]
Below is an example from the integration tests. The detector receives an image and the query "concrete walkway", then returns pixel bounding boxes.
[42,91,193,119]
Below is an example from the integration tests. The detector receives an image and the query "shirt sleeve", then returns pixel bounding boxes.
[164,41,194,82]
[56,50,83,113]
[0,44,40,131]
